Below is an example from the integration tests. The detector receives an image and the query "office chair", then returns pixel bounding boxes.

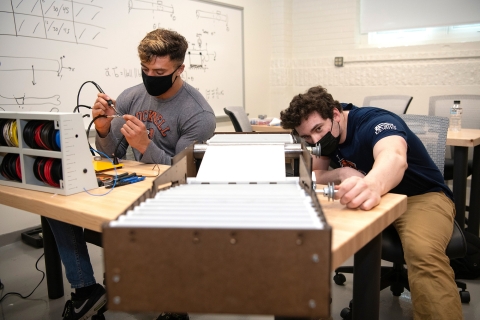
[223,106,253,132]
[362,95,413,114]
[334,114,470,319]
[428,95,480,181]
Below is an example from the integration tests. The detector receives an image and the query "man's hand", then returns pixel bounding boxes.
[334,136,407,211]
[92,93,116,137]
[335,176,382,210]
[121,114,151,154]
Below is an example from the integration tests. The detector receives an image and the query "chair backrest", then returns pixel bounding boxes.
[428,95,480,159]
[399,114,449,177]
[224,106,253,132]
[363,95,413,114]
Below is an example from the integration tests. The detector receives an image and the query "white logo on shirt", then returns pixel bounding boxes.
[374,123,397,135]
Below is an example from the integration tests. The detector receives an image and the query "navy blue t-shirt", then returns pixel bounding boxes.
[331,104,453,200]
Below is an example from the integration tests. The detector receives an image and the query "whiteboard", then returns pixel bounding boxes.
[0,0,244,127]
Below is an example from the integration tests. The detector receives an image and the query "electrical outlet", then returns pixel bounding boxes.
[334,57,344,67]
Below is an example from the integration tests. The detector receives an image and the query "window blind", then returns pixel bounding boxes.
[360,0,480,34]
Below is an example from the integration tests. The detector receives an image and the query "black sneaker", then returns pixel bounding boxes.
[155,313,190,320]
[62,284,107,320]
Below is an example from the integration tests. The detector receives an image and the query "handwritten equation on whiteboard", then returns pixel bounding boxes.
[103,65,224,101]
[0,0,107,48]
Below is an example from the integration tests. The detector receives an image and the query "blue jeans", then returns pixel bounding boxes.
[46,218,96,289]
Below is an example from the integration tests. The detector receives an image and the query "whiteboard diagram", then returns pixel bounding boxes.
[0,0,244,118]
[196,9,229,31]
[187,34,217,70]
[128,0,176,20]
[0,0,107,48]
[0,94,61,107]
[0,55,75,83]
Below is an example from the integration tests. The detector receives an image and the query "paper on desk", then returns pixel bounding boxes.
[195,144,286,183]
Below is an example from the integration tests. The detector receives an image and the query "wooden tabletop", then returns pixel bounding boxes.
[251,125,291,133]
[446,128,480,147]
[318,192,407,270]
[0,161,170,232]
[0,160,407,270]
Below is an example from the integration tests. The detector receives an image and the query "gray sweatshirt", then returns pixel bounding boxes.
[95,81,216,164]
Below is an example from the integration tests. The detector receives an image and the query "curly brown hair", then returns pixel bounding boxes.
[280,86,343,130]
[138,28,188,65]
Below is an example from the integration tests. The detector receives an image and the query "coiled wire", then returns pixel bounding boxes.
[0,119,19,147]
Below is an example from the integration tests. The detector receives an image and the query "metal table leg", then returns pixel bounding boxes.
[453,146,469,229]
[467,145,480,236]
[352,233,382,320]
[41,216,64,299]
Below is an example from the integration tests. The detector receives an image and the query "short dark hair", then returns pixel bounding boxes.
[280,86,343,129]
[138,28,188,65]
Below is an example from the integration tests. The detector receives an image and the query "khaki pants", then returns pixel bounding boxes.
[394,192,463,320]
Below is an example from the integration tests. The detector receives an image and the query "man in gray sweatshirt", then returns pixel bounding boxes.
[93,28,215,164]
[49,29,215,320]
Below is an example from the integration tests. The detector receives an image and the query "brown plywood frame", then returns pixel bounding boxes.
[103,134,331,317]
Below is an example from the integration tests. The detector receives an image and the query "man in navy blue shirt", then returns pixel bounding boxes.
[280,86,462,319]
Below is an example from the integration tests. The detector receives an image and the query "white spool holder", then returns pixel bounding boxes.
[0,111,98,195]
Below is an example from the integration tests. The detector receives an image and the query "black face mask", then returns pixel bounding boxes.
[308,119,341,157]
[142,65,181,97]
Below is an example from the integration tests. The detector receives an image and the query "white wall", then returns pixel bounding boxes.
[0,206,41,237]
[213,0,273,127]
[269,0,480,118]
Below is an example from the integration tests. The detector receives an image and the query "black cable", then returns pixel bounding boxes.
[0,253,45,303]
[112,135,126,165]
[86,114,108,156]
[76,81,114,111]
[73,81,113,118]
[86,114,127,162]
[76,81,97,111]
[72,80,126,161]
[73,105,92,113]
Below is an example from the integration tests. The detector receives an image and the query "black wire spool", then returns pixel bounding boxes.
[33,157,47,184]
[0,154,14,180]
[40,121,55,150]
[0,119,9,146]
[23,120,60,151]
[7,154,20,181]
[43,121,60,151]
[23,120,41,149]
[0,153,21,182]
[32,157,62,187]
[50,158,63,185]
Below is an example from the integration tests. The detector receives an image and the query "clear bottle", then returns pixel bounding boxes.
[449,100,462,132]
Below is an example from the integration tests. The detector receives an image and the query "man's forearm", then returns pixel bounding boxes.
[314,169,341,185]
[364,151,406,196]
